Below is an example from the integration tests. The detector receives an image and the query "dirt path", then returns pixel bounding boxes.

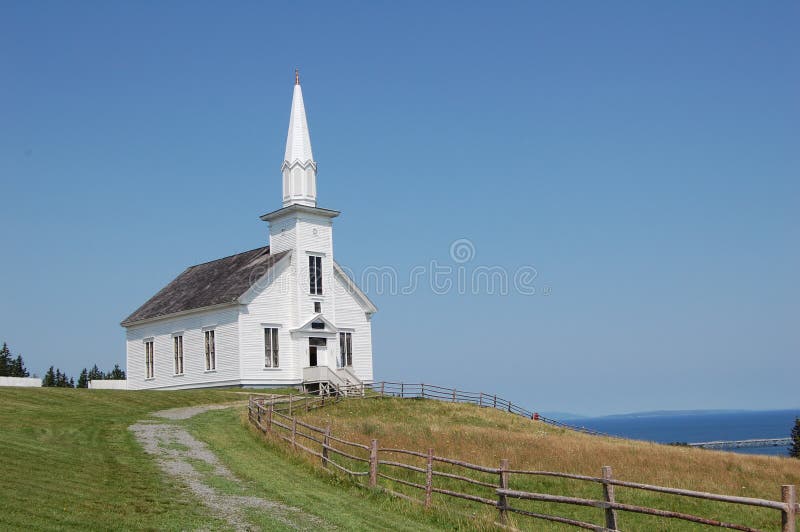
[130,403,331,531]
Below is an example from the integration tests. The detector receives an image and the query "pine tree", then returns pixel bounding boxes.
[0,342,11,377]
[109,364,126,380]
[52,368,72,388]
[790,418,800,459]
[77,368,89,388]
[10,355,29,377]
[42,366,56,387]
[88,364,104,381]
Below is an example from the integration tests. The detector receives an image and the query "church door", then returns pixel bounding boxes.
[309,337,327,367]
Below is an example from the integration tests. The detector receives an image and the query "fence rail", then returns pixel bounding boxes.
[247,389,798,532]
[360,381,605,436]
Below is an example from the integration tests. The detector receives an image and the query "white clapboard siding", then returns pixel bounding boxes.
[295,215,337,324]
[125,306,240,390]
[268,216,296,254]
[238,255,302,386]
[333,270,374,383]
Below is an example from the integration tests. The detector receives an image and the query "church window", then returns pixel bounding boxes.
[204,330,216,371]
[309,255,322,295]
[311,321,325,330]
[339,332,353,367]
[144,340,154,379]
[264,328,279,368]
[314,301,321,313]
[173,335,184,375]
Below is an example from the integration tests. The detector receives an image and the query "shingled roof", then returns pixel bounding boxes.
[121,246,289,326]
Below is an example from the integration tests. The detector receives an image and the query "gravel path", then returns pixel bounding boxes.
[130,403,330,531]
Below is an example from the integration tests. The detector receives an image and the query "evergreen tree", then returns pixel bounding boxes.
[77,368,89,388]
[10,355,29,377]
[49,368,74,388]
[88,364,104,381]
[108,364,126,380]
[42,366,56,387]
[790,418,800,459]
[0,342,10,376]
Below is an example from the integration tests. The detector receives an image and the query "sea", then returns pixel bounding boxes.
[565,409,800,457]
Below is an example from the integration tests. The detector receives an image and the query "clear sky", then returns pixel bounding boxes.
[1,1,797,415]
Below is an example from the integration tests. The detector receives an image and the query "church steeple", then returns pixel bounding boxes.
[281,70,318,207]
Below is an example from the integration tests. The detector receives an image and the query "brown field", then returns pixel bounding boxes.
[287,397,800,531]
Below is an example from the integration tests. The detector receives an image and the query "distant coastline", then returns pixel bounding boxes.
[562,408,800,457]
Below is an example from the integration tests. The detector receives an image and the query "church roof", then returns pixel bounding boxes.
[121,246,289,326]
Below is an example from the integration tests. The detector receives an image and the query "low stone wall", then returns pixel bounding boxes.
[88,379,128,390]
[0,376,42,387]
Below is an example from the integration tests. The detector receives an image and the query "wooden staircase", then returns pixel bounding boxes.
[302,365,364,397]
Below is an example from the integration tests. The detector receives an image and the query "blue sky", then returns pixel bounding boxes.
[1,1,797,415]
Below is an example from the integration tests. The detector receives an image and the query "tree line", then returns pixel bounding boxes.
[42,364,126,388]
[0,342,30,377]
[1,341,124,388]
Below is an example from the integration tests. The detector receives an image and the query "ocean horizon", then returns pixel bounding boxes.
[561,409,800,457]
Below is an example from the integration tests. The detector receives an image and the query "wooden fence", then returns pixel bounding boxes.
[357,381,605,436]
[247,390,798,532]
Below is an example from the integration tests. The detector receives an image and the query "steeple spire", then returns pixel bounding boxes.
[281,71,317,207]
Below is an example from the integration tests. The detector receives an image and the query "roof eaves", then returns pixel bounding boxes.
[333,261,378,314]
[120,301,240,328]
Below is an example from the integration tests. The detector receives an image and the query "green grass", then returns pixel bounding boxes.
[0,387,469,531]
[183,407,473,530]
[0,386,249,531]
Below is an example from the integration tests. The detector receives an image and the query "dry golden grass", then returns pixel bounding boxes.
[292,397,800,531]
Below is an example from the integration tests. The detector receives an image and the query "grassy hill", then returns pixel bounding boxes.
[2,387,798,531]
[0,387,453,531]
[294,397,800,531]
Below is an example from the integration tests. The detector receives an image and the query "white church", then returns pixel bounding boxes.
[121,72,377,391]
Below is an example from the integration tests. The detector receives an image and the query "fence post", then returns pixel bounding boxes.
[479,392,483,407]
[369,439,379,487]
[267,403,273,433]
[256,404,263,429]
[425,448,434,508]
[602,466,619,530]
[493,394,497,408]
[497,458,509,524]
[452,388,457,402]
[401,383,404,397]
[289,394,293,416]
[380,382,385,396]
[305,398,310,412]
[291,418,297,450]
[322,425,331,469]
[782,485,797,532]
[421,383,425,398]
